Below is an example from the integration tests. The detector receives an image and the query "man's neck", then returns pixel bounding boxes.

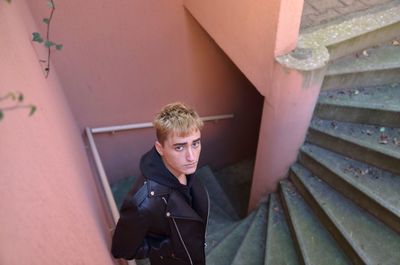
[177,174,187,185]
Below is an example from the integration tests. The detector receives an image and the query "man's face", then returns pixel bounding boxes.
[155,129,201,178]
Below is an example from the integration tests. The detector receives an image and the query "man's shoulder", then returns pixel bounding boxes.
[124,179,171,206]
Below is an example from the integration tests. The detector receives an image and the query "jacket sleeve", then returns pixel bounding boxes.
[111,192,150,260]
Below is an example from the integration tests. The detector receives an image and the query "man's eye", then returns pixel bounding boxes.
[192,141,201,148]
[175,146,184,151]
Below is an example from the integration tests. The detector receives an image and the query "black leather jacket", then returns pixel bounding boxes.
[111,147,209,265]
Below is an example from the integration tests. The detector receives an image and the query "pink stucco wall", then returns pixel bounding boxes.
[248,66,324,209]
[184,0,304,96]
[0,1,114,264]
[26,0,264,184]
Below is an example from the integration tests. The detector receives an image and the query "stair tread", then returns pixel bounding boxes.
[206,211,256,265]
[214,158,254,218]
[318,83,400,111]
[291,163,400,265]
[302,143,400,217]
[207,201,236,235]
[310,118,400,157]
[265,193,299,265]
[197,166,240,220]
[206,221,239,255]
[327,45,400,75]
[231,201,268,265]
[280,180,351,265]
[299,5,400,49]
[111,175,137,209]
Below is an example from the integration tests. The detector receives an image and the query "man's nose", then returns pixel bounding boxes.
[186,148,195,161]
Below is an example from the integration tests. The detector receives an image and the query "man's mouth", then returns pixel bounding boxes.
[185,162,197,168]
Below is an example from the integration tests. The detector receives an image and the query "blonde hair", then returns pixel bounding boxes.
[153,102,204,144]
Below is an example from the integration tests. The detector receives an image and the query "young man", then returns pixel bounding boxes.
[111,102,209,265]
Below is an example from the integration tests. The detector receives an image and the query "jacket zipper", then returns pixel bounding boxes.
[162,197,194,265]
[204,188,210,249]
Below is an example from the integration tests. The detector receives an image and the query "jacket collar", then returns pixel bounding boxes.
[145,179,207,223]
[166,191,203,222]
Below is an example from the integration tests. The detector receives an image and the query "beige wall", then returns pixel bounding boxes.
[27,0,264,184]
[0,1,114,264]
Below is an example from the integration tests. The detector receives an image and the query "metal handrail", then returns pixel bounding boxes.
[91,114,234,134]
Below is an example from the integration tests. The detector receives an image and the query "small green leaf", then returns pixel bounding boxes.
[10,92,16,101]
[32,32,44,43]
[55,44,63,50]
[44,40,54,48]
[0,110,3,121]
[18,93,24,102]
[29,105,37,116]
[47,1,54,8]
[43,18,50,24]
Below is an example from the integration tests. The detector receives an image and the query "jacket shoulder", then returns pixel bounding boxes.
[146,179,171,197]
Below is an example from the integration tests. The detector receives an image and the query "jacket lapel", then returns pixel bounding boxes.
[166,191,203,222]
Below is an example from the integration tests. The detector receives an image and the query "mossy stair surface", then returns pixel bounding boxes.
[207,198,237,235]
[299,143,400,234]
[230,202,268,265]
[197,166,240,220]
[307,119,400,175]
[290,163,400,265]
[280,180,351,265]
[322,45,400,90]
[205,221,240,255]
[265,193,299,265]
[299,4,400,61]
[214,159,254,218]
[135,259,150,265]
[315,83,400,127]
[111,175,137,208]
[206,211,256,265]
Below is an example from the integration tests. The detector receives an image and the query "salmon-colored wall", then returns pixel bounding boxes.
[0,1,114,264]
[184,0,303,95]
[248,66,325,209]
[26,0,264,184]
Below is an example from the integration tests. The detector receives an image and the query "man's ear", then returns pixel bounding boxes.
[155,141,163,156]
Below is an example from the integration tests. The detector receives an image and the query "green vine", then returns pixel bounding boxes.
[31,0,63,78]
[0,92,36,121]
[1,0,63,121]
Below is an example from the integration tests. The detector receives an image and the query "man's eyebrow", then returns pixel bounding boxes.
[172,138,201,146]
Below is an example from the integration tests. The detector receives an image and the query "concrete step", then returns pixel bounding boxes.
[197,165,240,220]
[214,158,254,218]
[299,143,400,234]
[207,200,237,236]
[231,201,268,265]
[111,175,137,209]
[265,193,300,265]
[135,258,150,265]
[322,45,400,90]
[307,118,400,175]
[299,4,400,62]
[290,163,400,265]
[206,211,256,265]
[205,221,240,255]
[316,83,400,127]
[279,180,351,265]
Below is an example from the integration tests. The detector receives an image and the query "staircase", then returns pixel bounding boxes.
[201,4,400,265]
[198,88,400,265]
